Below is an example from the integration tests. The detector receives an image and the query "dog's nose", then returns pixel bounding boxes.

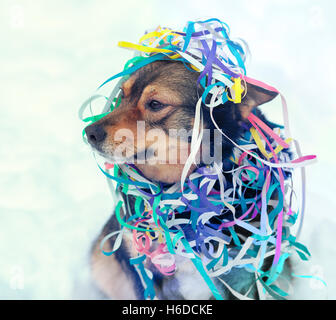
[85,124,107,145]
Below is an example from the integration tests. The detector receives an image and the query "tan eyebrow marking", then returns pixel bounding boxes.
[121,76,136,97]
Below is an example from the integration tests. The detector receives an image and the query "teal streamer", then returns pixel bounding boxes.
[129,255,156,300]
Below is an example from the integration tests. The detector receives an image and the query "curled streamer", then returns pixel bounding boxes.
[80,18,318,300]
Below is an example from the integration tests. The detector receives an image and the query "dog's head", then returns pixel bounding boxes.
[85,60,278,183]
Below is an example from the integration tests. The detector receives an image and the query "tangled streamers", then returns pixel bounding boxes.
[80,19,318,300]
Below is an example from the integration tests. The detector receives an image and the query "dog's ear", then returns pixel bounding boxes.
[237,82,278,120]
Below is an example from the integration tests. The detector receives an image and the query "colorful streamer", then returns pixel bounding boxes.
[80,18,319,300]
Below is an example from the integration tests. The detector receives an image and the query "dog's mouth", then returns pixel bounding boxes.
[93,148,134,164]
[92,146,159,165]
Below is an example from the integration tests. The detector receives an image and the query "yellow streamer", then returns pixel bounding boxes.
[250,127,270,159]
[227,77,244,103]
[118,41,181,59]
[251,127,292,160]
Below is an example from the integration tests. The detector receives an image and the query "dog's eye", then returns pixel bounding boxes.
[147,100,164,111]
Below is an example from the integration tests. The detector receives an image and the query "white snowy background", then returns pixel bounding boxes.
[0,0,335,299]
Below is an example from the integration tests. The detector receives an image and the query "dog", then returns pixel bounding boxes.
[84,59,292,300]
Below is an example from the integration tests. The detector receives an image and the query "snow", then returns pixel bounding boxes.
[0,0,334,299]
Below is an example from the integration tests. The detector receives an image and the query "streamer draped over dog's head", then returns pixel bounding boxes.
[79,19,320,300]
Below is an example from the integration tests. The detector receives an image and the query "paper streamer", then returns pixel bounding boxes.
[80,18,320,300]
